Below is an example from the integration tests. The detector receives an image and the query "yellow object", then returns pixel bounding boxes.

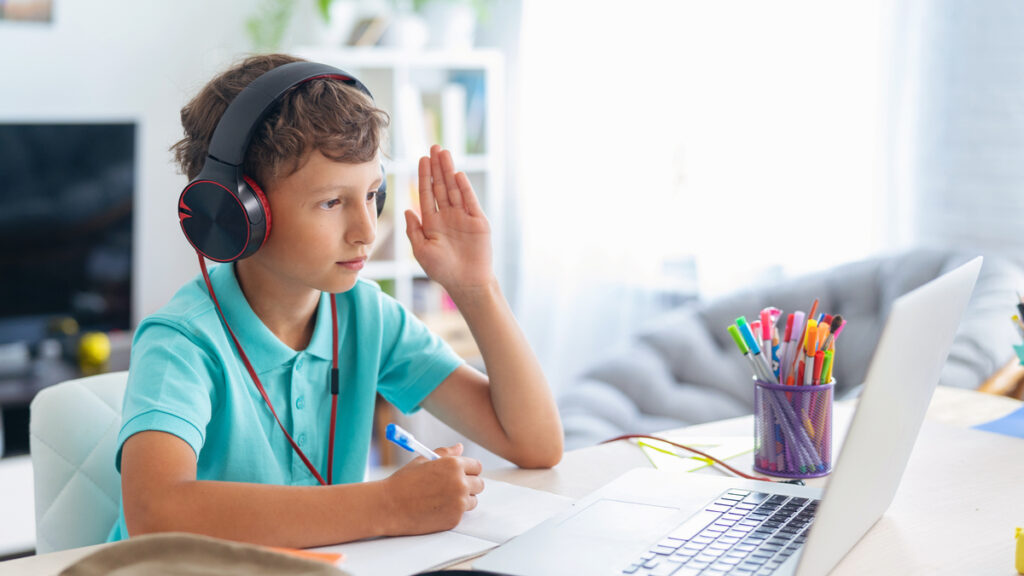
[1016,527,1024,574]
[50,316,79,336]
[802,415,816,439]
[78,331,111,373]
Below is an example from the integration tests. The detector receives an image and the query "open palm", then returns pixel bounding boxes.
[404,145,493,294]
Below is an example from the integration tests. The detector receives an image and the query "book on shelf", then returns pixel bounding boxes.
[451,71,487,155]
[397,81,475,159]
[440,83,468,155]
[397,83,428,160]
[412,277,445,316]
[372,209,394,262]
[413,278,477,359]
[346,16,389,47]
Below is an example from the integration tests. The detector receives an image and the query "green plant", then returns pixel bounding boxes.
[316,0,332,22]
[246,0,295,52]
[317,0,491,24]
[410,0,492,22]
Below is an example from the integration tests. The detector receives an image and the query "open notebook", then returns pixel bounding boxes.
[309,479,574,576]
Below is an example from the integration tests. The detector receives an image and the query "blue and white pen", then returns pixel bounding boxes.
[386,423,440,460]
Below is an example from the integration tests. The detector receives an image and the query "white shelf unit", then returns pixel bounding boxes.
[294,47,506,320]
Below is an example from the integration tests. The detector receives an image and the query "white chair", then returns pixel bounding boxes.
[29,371,127,554]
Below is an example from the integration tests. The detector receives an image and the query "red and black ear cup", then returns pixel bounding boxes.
[242,174,272,243]
[375,168,387,217]
[178,159,270,262]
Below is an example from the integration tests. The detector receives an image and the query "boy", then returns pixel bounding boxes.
[109,53,563,547]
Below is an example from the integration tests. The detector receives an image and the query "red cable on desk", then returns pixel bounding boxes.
[600,434,774,482]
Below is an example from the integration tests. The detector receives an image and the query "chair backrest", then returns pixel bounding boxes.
[29,371,127,554]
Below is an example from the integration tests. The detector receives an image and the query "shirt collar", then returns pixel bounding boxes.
[209,263,335,374]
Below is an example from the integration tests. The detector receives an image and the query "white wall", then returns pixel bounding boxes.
[0,0,267,325]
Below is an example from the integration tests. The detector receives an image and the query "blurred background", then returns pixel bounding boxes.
[2,0,1024,557]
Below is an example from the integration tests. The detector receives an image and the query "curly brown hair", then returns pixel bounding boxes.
[171,53,390,187]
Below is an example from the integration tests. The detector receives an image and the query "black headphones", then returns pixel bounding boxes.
[178,61,387,263]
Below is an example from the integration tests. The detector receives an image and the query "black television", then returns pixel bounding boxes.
[0,123,135,345]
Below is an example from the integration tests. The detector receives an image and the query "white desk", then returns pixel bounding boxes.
[2,387,1022,575]
[483,387,1024,575]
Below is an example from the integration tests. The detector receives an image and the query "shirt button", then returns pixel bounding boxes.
[297,433,306,446]
[295,396,305,410]
[295,356,304,370]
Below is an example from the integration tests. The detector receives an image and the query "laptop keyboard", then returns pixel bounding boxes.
[620,489,818,576]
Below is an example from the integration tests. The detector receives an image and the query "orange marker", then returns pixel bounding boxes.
[813,350,825,385]
[816,321,830,354]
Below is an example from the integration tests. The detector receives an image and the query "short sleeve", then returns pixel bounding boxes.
[376,293,464,414]
[115,320,220,471]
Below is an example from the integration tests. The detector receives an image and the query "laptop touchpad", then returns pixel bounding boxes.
[559,499,680,539]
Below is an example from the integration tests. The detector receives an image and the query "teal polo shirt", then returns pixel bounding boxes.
[106,263,463,541]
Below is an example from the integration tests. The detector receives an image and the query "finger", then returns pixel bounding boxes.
[465,494,479,511]
[435,443,463,458]
[417,156,437,225]
[466,475,485,495]
[430,145,450,208]
[440,149,462,208]
[404,210,423,249]
[459,456,483,476]
[455,172,483,216]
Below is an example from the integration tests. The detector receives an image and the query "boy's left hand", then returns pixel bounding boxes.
[405,145,494,294]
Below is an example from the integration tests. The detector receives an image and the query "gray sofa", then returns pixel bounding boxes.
[559,249,1024,450]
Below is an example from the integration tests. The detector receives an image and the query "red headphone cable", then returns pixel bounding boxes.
[198,253,335,486]
[328,296,339,486]
[600,434,774,482]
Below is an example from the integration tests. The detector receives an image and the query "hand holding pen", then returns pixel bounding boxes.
[379,423,485,535]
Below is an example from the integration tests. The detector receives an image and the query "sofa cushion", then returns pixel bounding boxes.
[559,249,1024,450]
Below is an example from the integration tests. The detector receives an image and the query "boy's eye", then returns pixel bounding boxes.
[366,190,377,203]
[319,199,341,210]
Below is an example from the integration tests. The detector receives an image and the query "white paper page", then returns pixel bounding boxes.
[451,478,575,543]
[310,479,574,576]
[313,531,495,576]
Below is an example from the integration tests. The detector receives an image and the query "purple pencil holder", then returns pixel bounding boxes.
[753,378,834,479]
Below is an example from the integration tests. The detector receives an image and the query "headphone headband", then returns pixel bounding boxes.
[207,61,373,167]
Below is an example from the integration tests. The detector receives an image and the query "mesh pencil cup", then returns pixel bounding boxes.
[753,378,834,479]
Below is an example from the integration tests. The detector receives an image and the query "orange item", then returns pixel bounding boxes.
[816,322,830,353]
[804,319,818,357]
[267,547,345,566]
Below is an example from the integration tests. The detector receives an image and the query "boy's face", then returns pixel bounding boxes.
[251,149,381,295]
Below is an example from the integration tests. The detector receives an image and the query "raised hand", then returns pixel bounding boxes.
[404,145,494,296]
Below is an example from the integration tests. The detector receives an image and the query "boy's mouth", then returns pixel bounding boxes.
[338,257,366,271]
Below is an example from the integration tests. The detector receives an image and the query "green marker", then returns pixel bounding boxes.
[728,324,749,355]
[729,324,771,382]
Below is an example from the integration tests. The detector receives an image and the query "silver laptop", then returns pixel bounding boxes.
[475,257,982,576]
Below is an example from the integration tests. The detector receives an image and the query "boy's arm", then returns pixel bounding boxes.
[421,284,564,468]
[121,430,483,547]
[407,146,564,469]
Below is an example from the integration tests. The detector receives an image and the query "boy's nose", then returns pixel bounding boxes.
[345,204,376,245]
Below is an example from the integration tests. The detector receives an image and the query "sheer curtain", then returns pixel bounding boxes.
[884,0,1024,256]
[515,1,886,391]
